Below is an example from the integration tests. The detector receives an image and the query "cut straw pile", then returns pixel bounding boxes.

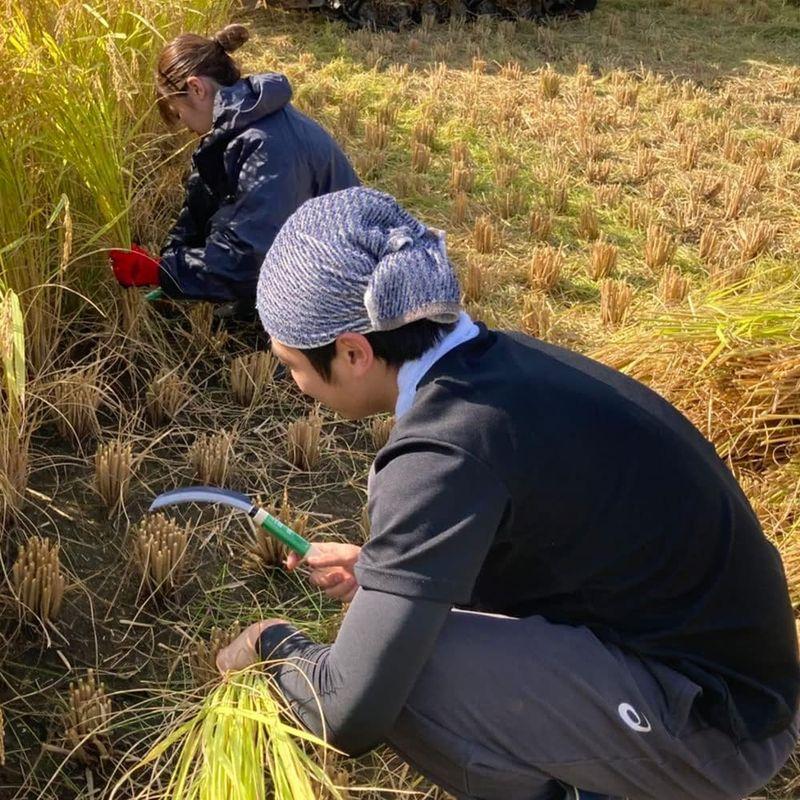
[117,670,343,800]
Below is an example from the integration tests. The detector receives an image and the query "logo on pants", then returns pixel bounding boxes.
[618,702,651,733]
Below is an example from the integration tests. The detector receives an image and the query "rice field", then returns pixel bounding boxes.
[1,0,799,797]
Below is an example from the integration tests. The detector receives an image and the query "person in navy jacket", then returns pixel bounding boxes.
[110,23,359,316]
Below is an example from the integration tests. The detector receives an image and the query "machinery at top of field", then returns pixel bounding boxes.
[268,0,598,31]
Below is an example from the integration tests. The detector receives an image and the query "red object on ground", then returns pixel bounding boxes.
[109,244,161,287]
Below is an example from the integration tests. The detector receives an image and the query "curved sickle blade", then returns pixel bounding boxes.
[149,486,255,516]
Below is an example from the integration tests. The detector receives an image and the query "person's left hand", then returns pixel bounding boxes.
[216,619,286,674]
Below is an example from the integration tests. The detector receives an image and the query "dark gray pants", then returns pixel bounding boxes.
[386,610,797,800]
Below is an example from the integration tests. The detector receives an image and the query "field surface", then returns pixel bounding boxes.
[0,0,799,797]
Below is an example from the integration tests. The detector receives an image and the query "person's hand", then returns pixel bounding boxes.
[285,542,361,603]
[216,619,286,674]
[109,244,161,287]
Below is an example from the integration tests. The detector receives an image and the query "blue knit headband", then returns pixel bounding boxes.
[256,187,462,349]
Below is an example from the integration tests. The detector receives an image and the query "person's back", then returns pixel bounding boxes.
[376,326,799,741]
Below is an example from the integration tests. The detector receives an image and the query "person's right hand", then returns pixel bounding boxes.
[109,244,161,287]
[285,542,361,602]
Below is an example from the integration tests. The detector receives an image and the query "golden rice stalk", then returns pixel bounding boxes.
[287,410,323,471]
[754,136,782,160]
[451,141,471,163]
[364,122,389,151]
[64,670,112,765]
[722,131,743,163]
[462,256,485,303]
[146,369,187,425]
[735,219,775,262]
[0,429,28,533]
[634,146,656,182]
[692,174,724,202]
[578,204,600,241]
[353,150,385,180]
[595,184,621,208]
[586,159,612,184]
[709,252,749,289]
[500,60,523,81]
[94,439,133,509]
[723,180,752,220]
[245,489,308,571]
[376,100,399,127]
[54,370,100,441]
[230,351,278,406]
[451,192,468,225]
[699,223,722,265]
[782,113,800,142]
[370,416,395,450]
[188,303,214,342]
[12,536,66,622]
[678,137,699,170]
[411,142,431,173]
[547,178,569,214]
[742,157,768,191]
[644,223,676,273]
[588,238,618,280]
[539,67,561,100]
[133,513,190,593]
[0,707,4,767]
[188,431,235,485]
[494,162,519,189]
[412,119,435,148]
[627,199,651,231]
[189,623,242,688]
[613,82,639,109]
[600,279,634,327]
[450,162,475,195]
[118,287,147,337]
[529,208,553,241]
[337,100,359,136]
[471,57,486,74]
[659,266,690,305]
[528,245,564,293]
[521,293,553,339]
[495,189,525,220]
[473,215,497,255]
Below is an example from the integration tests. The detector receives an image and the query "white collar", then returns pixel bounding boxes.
[395,313,480,419]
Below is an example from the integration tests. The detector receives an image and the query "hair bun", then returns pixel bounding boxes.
[213,24,249,53]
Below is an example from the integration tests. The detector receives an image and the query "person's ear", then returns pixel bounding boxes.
[335,333,375,377]
[185,75,206,100]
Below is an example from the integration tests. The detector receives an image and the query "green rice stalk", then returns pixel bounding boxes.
[113,671,344,800]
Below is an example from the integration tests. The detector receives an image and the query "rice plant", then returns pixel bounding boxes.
[133,513,191,594]
[114,671,345,800]
[12,535,67,623]
[94,438,134,509]
[286,410,323,471]
[64,670,113,765]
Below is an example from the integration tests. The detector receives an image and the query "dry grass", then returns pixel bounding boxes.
[600,279,634,328]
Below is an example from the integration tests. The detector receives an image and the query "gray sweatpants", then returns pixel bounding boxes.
[386,611,797,800]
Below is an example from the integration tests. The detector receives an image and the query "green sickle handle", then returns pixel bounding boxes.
[145,287,164,301]
[251,507,312,557]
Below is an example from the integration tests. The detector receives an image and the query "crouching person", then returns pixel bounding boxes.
[109,24,358,319]
[218,187,799,800]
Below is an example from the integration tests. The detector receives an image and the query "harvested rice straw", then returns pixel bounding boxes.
[114,671,344,800]
[12,535,66,622]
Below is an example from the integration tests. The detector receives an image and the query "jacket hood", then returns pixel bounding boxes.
[212,73,293,132]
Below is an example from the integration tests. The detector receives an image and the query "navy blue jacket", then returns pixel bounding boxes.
[160,73,359,304]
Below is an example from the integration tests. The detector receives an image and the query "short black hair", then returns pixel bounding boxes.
[303,318,457,381]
